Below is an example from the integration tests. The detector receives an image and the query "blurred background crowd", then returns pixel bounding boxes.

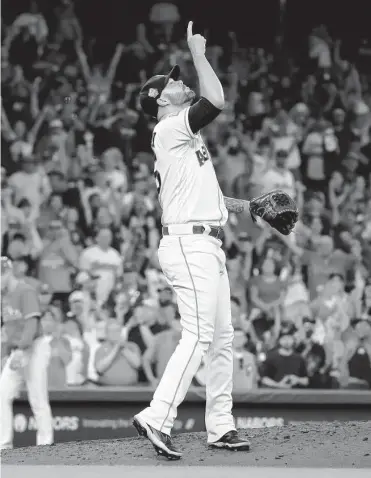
[1,0,371,391]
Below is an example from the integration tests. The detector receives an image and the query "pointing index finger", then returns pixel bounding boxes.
[187,21,193,39]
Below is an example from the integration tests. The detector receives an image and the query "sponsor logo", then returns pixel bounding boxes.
[148,88,159,98]
[82,418,131,430]
[80,417,196,431]
[236,416,285,429]
[14,415,79,432]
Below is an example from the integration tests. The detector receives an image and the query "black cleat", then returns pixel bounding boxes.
[133,415,182,460]
[209,430,251,451]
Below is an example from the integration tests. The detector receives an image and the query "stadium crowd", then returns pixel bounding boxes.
[1,1,371,391]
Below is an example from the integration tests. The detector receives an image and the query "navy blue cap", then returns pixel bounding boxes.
[139,65,180,118]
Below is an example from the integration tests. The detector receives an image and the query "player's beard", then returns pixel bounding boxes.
[169,88,196,106]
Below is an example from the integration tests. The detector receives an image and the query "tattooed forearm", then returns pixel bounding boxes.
[223,196,250,214]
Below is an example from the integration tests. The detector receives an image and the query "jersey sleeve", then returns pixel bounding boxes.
[21,286,41,320]
[187,97,222,134]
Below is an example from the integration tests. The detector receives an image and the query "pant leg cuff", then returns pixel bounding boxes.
[137,411,172,436]
[207,426,237,443]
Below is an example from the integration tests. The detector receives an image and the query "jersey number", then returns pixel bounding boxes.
[196,145,209,166]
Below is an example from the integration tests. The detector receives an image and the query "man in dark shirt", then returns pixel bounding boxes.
[261,330,309,389]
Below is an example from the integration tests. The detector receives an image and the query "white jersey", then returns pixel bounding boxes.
[151,106,228,226]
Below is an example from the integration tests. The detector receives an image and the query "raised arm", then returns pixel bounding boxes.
[75,40,91,83]
[29,77,42,119]
[185,22,226,135]
[1,102,16,140]
[28,105,48,145]
[188,21,224,109]
[105,43,125,85]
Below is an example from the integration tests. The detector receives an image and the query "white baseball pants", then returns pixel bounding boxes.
[0,339,54,449]
[138,234,235,442]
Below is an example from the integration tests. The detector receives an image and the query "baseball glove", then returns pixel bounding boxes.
[249,190,299,235]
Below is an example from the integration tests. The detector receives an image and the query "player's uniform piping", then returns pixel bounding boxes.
[159,237,200,432]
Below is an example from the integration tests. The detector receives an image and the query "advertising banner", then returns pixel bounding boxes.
[13,402,371,448]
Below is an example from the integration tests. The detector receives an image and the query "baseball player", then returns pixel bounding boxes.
[133,22,298,459]
[0,257,54,449]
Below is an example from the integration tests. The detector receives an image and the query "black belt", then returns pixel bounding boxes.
[162,225,224,240]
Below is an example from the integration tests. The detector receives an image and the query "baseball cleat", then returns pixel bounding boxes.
[209,430,251,451]
[133,415,182,460]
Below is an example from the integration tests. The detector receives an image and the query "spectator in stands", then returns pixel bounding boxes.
[38,307,71,388]
[261,327,309,389]
[11,256,38,288]
[64,207,86,255]
[296,318,331,388]
[311,273,351,325]
[8,155,50,216]
[79,227,123,307]
[6,0,48,57]
[94,318,141,386]
[67,290,86,325]
[142,308,181,388]
[249,255,286,321]
[260,149,296,199]
[344,318,371,389]
[74,271,99,329]
[126,304,161,356]
[263,106,302,176]
[5,230,40,265]
[232,329,258,390]
[38,192,68,238]
[101,147,128,193]
[38,283,54,313]
[63,315,89,386]
[230,296,246,331]
[213,131,252,197]
[53,0,82,46]
[304,343,332,389]
[38,219,78,304]
[283,259,311,328]
[300,235,354,299]
[226,231,254,313]
[156,285,173,308]
[301,114,339,192]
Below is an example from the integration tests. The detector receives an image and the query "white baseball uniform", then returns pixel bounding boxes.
[0,281,54,449]
[137,106,236,443]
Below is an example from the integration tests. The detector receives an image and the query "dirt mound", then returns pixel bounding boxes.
[2,422,371,467]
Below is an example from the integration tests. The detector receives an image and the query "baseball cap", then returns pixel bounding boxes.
[279,323,298,337]
[139,65,180,117]
[328,271,345,281]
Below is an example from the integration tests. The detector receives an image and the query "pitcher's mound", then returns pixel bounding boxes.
[2,422,371,467]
